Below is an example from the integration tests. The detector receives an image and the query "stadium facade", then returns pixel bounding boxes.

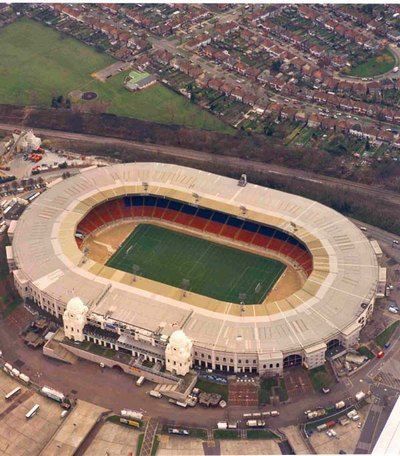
[9,163,380,377]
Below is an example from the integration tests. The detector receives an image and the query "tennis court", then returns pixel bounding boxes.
[128,70,150,84]
[106,223,286,304]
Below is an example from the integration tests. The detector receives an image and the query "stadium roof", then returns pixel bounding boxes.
[372,396,400,455]
[12,163,379,354]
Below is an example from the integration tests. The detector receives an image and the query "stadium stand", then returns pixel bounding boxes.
[76,195,313,276]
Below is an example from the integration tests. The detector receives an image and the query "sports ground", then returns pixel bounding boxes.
[0,18,231,133]
[106,224,286,304]
[128,70,150,84]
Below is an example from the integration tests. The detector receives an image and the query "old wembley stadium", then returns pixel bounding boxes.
[9,162,380,377]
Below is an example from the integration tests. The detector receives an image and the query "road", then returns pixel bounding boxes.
[0,123,399,209]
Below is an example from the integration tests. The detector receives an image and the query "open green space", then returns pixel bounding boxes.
[136,434,144,456]
[348,48,396,77]
[308,366,334,392]
[106,223,286,304]
[196,378,228,401]
[375,321,400,348]
[259,377,288,404]
[1,297,21,318]
[357,346,375,359]
[247,429,280,440]
[213,430,239,440]
[189,429,207,440]
[0,18,232,133]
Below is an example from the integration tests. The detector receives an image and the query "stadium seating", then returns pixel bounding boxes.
[107,200,123,220]
[75,195,313,276]
[252,233,270,248]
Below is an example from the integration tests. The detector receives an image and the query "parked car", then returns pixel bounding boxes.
[321,387,331,394]
[377,351,385,359]
[388,306,399,314]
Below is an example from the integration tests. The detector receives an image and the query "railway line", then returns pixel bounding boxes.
[0,122,398,208]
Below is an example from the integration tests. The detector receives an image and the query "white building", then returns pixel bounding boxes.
[63,297,88,342]
[12,130,41,154]
[165,330,193,376]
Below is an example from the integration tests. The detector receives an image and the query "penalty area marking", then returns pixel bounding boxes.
[93,239,115,254]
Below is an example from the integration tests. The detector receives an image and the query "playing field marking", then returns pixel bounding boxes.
[93,239,115,254]
[263,264,288,302]
[107,223,287,304]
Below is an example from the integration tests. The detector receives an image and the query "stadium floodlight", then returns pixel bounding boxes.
[78,246,90,266]
[181,278,190,298]
[238,174,247,187]
[192,193,200,204]
[240,205,247,216]
[239,293,247,314]
[290,221,298,232]
[132,264,140,282]
[142,182,149,192]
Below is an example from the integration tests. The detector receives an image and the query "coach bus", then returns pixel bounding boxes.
[25,404,40,419]
[5,387,21,400]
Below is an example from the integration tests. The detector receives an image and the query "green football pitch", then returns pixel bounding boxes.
[106,224,286,304]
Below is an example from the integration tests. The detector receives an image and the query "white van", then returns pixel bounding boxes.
[149,390,162,399]
[136,376,145,387]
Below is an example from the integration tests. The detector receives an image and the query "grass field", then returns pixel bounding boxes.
[348,48,396,77]
[213,430,239,440]
[106,223,286,304]
[0,18,232,133]
[195,378,228,401]
[308,366,334,392]
[259,377,288,404]
[247,430,280,440]
[375,321,399,348]
[357,345,375,359]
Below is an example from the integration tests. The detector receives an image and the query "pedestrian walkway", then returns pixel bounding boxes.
[140,418,159,456]
[374,370,400,390]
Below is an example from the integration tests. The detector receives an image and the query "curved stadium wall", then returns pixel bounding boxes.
[10,163,379,375]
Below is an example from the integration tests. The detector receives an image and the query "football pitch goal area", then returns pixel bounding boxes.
[106,224,286,304]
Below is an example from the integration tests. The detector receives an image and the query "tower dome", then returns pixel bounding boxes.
[66,297,87,314]
[63,297,88,342]
[165,329,193,376]
[169,329,190,348]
